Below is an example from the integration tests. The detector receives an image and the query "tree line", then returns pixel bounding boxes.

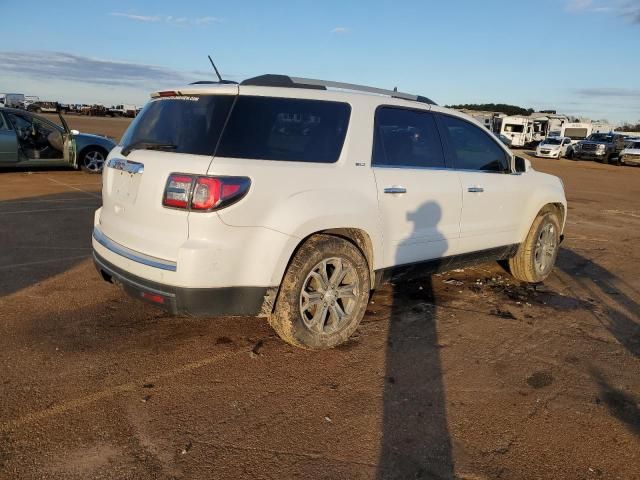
[615,122,640,132]
[445,103,535,116]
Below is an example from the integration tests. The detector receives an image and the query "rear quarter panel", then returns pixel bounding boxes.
[206,94,383,286]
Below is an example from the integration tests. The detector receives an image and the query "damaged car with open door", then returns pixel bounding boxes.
[0,107,115,172]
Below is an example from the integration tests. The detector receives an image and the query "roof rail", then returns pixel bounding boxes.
[240,74,437,105]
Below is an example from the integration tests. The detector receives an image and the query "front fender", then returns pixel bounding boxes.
[516,172,567,242]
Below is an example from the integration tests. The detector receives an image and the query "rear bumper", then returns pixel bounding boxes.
[93,251,272,317]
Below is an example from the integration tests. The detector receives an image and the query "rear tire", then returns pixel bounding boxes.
[508,211,561,283]
[269,234,370,350]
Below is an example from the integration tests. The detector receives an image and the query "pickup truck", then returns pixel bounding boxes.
[573,133,626,164]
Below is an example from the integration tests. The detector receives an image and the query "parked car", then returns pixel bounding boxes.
[573,133,626,164]
[535,136,573,159]
[108,104,138,118]
[0,93,25,109]
[92,75,567,349]
[26,101,62,114]
[0,107,115,172]
[620,140,640,166]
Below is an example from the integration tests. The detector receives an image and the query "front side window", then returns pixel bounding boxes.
[372,107,445,168]
[438,114,509,172]
[0,113,9,130]
[217,96,351,163]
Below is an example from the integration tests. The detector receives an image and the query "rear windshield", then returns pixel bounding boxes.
[120,95,235,156]
[564,128,588,140]
[217,96,351,163]
[121,94,351,162]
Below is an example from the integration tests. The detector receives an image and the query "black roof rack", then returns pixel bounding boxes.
[240,74,437,105]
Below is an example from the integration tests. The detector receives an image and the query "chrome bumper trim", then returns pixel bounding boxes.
[92,227,177,272]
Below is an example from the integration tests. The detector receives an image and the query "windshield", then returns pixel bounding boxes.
[120,95,235,156]
[587,133,612,142]
[627,141,640,149]
[542,138,561,145]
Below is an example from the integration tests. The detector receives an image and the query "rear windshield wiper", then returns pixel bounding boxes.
[121,141,178,156]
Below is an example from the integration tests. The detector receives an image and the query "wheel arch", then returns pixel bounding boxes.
[264,228,377,316]
[519,202,566,245]
[76,144,108,169]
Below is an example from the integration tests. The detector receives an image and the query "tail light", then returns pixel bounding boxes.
[162,174,250,211]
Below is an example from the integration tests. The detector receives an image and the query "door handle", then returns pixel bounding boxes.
[467,186,484,193]
[384,186,407,194]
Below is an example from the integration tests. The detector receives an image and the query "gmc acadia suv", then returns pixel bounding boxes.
[92,75,567,349]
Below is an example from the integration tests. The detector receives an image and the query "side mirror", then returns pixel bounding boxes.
[514,155,530,173]
[70,129,80,135]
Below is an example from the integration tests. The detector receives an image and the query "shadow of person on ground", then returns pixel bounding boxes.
[0,191,100,297]
[556,248,640,357]
[589,366,640,437]
[377,202,454,479]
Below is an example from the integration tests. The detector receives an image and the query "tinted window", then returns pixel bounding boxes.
[439,114,509,172]
[0,113,8,130]
[120,95,235,156]
[217,97,350,163]
[372,107,445,168]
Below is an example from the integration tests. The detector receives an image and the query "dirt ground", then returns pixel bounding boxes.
[1,115,638,480]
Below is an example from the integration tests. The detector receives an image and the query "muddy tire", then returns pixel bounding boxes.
[269,234,370,350]
[507,211,561,283]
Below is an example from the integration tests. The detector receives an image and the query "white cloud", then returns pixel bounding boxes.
[565,0,640,24]
[110,12,161,22]
[566,0,593,11]
[331,27,350,34]
[110,12,222,26]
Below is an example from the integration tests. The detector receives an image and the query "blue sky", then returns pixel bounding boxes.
[1,0,639,123]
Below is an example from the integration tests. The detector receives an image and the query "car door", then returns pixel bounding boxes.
[436,112,527,252]
[371,106,462,268]
[56,112,77,166]
[0,111,19,162]
[561,137,572,156]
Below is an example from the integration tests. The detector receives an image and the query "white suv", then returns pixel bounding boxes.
[92,75,567,349]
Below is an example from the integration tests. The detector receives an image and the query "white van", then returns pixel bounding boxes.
[0,93,25,109]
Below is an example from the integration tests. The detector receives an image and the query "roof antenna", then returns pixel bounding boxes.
[208,55,223,82]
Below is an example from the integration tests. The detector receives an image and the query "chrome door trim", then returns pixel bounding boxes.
[383,186,407,194]
[93,227,177,271]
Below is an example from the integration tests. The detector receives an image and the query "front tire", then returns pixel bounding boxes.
[269,234,370,350]
[79,147,106,173]
[508,211,561,283]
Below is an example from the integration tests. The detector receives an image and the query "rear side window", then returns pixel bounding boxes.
[372,107,445,168]
[438,114,509,172]
[120,95,235,156]
[217,96,350,163]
